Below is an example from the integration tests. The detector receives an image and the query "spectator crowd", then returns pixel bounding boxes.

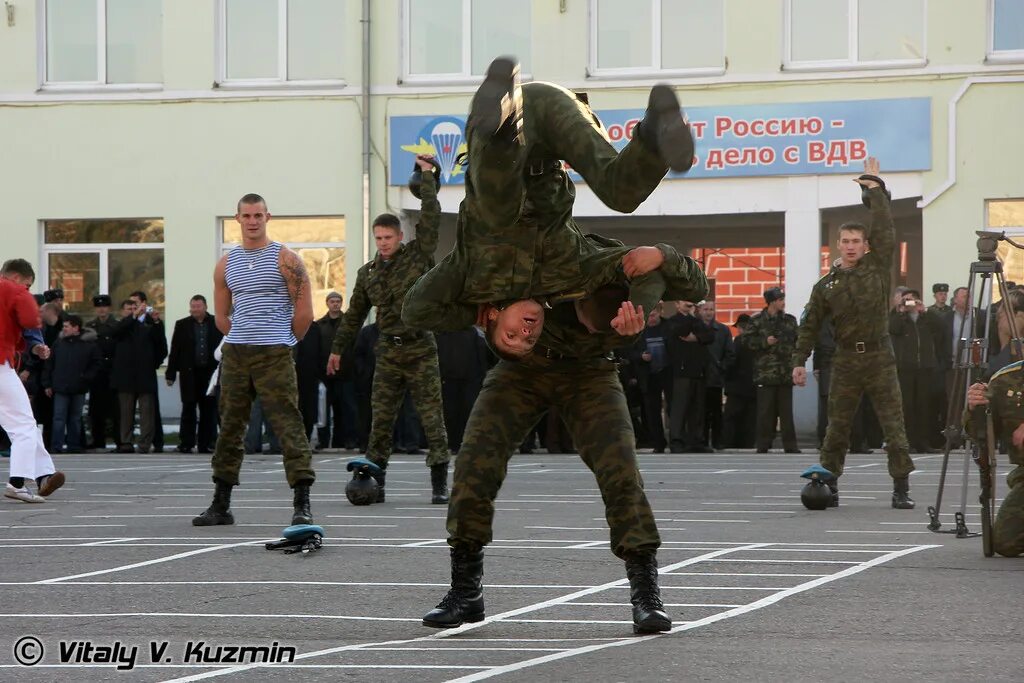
[0,281,1005,457]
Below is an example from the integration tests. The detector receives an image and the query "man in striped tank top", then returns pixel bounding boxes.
[326,155,450,505]
[193,193,317,527]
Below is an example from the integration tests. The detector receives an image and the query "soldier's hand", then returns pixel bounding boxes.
[415,154,437,171]
[793,367,807,387]
[622,247,665,279]
[326,353,341,376]
[854,157,881,188]
[766,335,778,345]
[18,370,29,382]
[611,302,645,336]
[1013,423,1024,449]
[966,382,989,409]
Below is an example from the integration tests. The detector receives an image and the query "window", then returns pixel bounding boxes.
[989,200,1024,296]
[589,0,724,77]
[403,0,532,81]
[43,219,165,316]
[42,0,163,86]
[220,216,346,319]
[218,0,346,85]
[989,0,1024,61]
[785,0,925,69]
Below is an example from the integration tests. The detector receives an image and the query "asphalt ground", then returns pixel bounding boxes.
[0,449,1019,682]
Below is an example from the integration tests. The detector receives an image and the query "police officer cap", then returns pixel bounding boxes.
[43,288,64,302]
[92,294,112,307]
[764,287,785,304]
[932,283,949,294]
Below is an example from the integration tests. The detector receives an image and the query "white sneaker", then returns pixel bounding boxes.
[4,483,45,503]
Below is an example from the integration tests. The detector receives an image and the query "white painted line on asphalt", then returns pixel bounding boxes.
[0,664,492,670]
[400,540,447,547]
[666,572,826,577]
[754,495,877,500]
[515,494,603,498]
[33,539,273,584]
[825,530,934,534]
[704,558,859,564]
[655,510,794,515]
[441,544,939,683]
[74,514,193,518]
[571,602,743,608]
[91,493,208,497]
[325,514,445,519]
[78,538,140,546]
[503,619,640,624]
[565,541,606,549]
[0,524,126,528]
[0,612,423,621]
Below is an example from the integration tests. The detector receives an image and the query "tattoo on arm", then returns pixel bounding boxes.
[283,252,309,303]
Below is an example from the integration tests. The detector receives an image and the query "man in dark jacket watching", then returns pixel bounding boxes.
[112,291,168,453]
[889,288,941,453]
[667,300,714,453]
[42,315,102,453]
[635,304,673,452]
[166,295,222,454]
[700,300,734,451]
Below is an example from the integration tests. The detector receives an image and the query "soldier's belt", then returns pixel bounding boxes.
[381,332,428,346]
[838,337,890,354]
[535,344,614,362]
[538,290,589,309]
[526,158,562,176]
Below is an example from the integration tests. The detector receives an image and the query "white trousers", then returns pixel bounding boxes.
[0,361,55,481]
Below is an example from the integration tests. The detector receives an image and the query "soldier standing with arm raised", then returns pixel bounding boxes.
[792,157,915,509]
[326,154,450,505]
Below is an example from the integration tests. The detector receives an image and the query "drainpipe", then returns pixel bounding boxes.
[361,0,371,264]
[917,75,1024,209]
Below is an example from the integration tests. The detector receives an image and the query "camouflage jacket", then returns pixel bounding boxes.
[793,185,896,366]
[331,173,439,355]
[966,361,1024,466]
[744,308,798,385]
[402,236,707,340]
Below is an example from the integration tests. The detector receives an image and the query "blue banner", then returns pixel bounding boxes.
[388,97,930,185]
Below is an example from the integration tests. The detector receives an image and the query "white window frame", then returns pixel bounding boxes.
[587,0,726,79]
[782,0,928,72]
[987,0,1024,64]
[40,221,165,308]
[215,0,347,89]
[37,0,163,91]
[399,0,532,85]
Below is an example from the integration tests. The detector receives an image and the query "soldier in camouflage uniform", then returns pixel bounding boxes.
[327,155,449,505]
[793,158,915,509]
[193,193,317,528]
[745,287,800,453]
[85,294,120,450]
[966,367,1024,557]
[415,57,706,635]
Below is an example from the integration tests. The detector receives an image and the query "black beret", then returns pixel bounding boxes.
[43,288,64,302]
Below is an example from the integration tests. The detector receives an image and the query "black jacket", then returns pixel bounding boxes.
[665,313,714,379]
[43,329,102,394]
[317,313,354,381]
[353,323,379,393]
[704,320,736,389]
[110,314,168,393]
[889,310,942,370]
[436,328,490,383]
[166,315,222,399]
[724,332,756,398]
[295,321,322,386]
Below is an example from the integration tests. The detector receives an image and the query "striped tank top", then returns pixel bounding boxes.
[224,241,297,346]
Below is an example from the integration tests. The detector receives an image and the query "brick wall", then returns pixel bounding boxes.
[691,247,831,328]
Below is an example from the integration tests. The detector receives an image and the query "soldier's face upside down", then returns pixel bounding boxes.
[485,300,544,359]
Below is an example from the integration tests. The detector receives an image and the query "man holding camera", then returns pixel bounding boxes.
[890,289,942,453]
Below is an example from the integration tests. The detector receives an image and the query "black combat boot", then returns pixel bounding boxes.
[467,56,523,145]
[431,463,450,504]
[825,477,839,508]
[192,479,235,526]
[624,552,672,634]
[422,546,485,628]
[373,467,386,504]
[635,85,695,173]
[292,483,313,525]
[892,477,915,509]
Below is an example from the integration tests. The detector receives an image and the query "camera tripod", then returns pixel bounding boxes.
[926,232,1021,556]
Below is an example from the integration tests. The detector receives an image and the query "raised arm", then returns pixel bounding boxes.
[857,157,895,272]
[213,254,232,337]
[410,155,441,258]
[280,247,314,340]
[402,256,478,332]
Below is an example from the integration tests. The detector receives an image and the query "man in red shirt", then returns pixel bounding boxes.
[0,259,65,503]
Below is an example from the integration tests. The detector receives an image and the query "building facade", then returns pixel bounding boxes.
[2,0,1023,429]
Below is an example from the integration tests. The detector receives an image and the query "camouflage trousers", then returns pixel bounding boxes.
[448,354,661,559]
[211,343,315,488]
[820,348,915,480]
[994,464,1024,558]
[367,336,449,469]
[468,81,669,226]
